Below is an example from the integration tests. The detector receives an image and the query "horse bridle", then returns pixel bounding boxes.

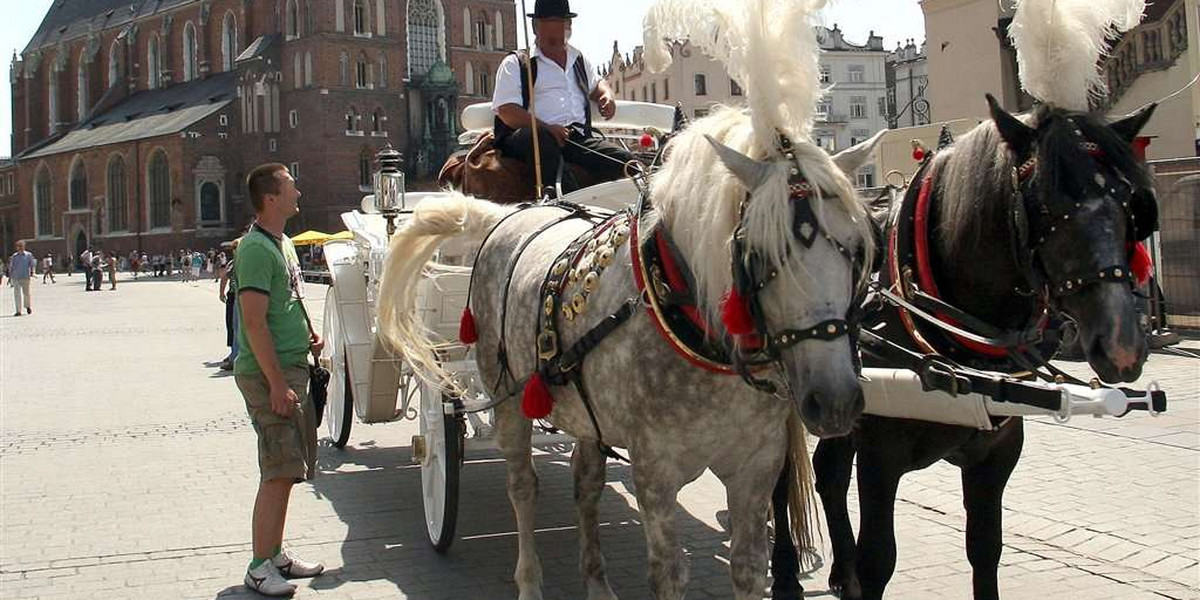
[729,136,866,393]
[1009,122,1157,301]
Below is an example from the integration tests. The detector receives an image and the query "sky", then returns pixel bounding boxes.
[0,0,926,157]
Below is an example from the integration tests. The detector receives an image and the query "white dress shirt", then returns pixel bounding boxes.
[492,44,598,127]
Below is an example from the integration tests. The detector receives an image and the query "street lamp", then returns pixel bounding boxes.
[372,143,406,237]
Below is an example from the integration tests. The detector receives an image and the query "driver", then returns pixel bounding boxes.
[491,0,634,193]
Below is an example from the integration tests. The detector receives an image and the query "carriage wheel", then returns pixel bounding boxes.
[416,380,462,553]
[321,289,353,448]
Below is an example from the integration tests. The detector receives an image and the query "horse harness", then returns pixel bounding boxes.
[466,135,867,457]
[867,123,1164,413]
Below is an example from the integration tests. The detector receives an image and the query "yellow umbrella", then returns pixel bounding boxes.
[326,230,353,241]
[291,230,330,246]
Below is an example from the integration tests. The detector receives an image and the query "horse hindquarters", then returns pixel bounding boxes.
[812,436,861,599]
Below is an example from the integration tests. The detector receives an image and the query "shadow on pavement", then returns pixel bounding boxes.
[297,438,753,599]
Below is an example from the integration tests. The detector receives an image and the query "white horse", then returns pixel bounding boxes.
[377,103,875,599]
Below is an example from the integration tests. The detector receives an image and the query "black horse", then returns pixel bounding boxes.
[769,95,1159,600]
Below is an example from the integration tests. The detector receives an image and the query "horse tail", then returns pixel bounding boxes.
[376,192,514,391]
[786,410,823,569]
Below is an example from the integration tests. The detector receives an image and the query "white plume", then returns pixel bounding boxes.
[1009,0,1146,110]
[643,0,826,146]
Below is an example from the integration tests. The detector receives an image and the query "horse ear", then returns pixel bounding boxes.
[1110,103,1157,143]
[704,135,774,191]
[986,93,1035,154]
[832,129,886,175]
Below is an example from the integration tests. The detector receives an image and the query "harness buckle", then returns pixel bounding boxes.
[537,330,559,362]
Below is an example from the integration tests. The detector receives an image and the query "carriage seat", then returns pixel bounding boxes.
[458,100,678,141]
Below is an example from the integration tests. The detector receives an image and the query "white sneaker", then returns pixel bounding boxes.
[244,561,297,597]
[272,547,325,578]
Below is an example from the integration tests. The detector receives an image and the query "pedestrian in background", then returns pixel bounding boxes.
[80,248,94,290]
[234,163,324,596]
[41,254,56,284]
[219,239,241,371]
[9,240,35,316]
[106,251,118,290]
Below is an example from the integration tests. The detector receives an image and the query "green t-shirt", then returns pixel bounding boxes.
[233,227,311,376]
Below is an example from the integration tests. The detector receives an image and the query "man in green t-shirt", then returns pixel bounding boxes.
[234,163,325,596]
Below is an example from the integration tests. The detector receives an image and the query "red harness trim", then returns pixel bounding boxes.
[654,232,719,340]
[630,213,740,375]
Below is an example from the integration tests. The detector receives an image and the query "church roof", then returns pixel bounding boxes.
[23,0,195,54]
[23,70,237,159]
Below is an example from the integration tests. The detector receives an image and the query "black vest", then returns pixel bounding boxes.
[493,50,593,143]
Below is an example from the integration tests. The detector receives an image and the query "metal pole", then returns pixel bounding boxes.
[519,0,543,197]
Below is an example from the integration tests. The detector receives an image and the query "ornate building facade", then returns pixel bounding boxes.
[4,0,514,259]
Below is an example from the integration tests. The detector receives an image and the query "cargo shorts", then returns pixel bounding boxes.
[236,365,318,483]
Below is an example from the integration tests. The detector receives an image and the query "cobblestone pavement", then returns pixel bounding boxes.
[1,277,1196,599]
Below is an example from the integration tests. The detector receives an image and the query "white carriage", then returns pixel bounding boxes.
[318,100,679,551]
[317,100,1168,553]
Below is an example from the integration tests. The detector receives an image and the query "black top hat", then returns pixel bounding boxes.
[527,0,577,19]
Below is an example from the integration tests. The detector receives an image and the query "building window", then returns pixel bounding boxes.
[495,11,504,48]
[475,20,487,47]
[630,90,636,102]
[147,36,161,89]
[77,52,89,122]
[850,96,867,119]
[35,166,52,237]
[183,23,198,81]
[108,41,121,89]
[285,0,300,38]
[356,53,369,88]
[478,70,489,96]
[269,138,278,152]
[48,68,59,133]
[222,12,239,71]
[855,165,876,188]
[1143,30,1162,63]
[642,85,647,101]
[848,65,864,83]
[465,62,475,94]
[290,162,301,181]
[304,52,313,87]
[199,181,222,224]
[694,107,709,118]
[663,78,668,101]
[817,100,832,119]
[354,0,368,35]
[651,82,657,103]
[306,0,315,35]
[372,109,383,133]
[694,74,707,96]
[70,158,88,210]
[289,109,299,128]
[339,52,349,86]
[878,97,887,118]
[346,107,359,132]
[379,52,388,88]
[293,54,303,88]
[147,151,171,229]
[359,150,372,187]
[850,128,869,145]
[819,64,831,84]
[107,155,128,231]
[408,0,443,77]
[730,78,742,97]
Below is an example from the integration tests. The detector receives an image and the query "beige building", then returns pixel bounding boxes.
[603,26,891,185]
[922,0,1198,160]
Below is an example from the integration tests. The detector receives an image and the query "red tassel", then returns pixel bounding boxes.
[912,147,926,162]
[522,372,555,419]
[721,288,756,336]
[458,307,478,345]
[1129,242,1153,287]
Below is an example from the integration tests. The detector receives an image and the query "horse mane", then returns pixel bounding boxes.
[935,105,1152,259]
[650,106,874,322]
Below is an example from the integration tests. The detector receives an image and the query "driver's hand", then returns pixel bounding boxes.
[598,95,616,120]
[547,124,570,147]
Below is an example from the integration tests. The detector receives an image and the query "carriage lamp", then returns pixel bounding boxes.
[373,143,407,236]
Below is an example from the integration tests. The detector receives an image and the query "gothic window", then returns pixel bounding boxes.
[346,107,359,131]
[304,52,313,86]
[663,78,668,100]
[77,51,89,121]
[107,155,128,231]
[222,12,239,71]
[359,149,372,187]
[356,52,369,88]
[729,78,741,97]
[199,182,222,224]
[462,7,471,45]
[294,54,302,88]
[372,109,382,132]
[48,67,59,132]
[108,41,121,88]
[478,67,489,96]
[183,23,197,82]
[305,0,314,35]
[339,51,349,86]
[495,11,503,48]
[465,62,474,94]
[475,19,487,47]
[147,150,171,229]
[408,0,444,77]
[69,157,88,210]
[147,36,161,89]
[378,52,388,88]
[694,74,707,96]
[286,0,300,38]
[354,0,368,34]
[35,166,52,237]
